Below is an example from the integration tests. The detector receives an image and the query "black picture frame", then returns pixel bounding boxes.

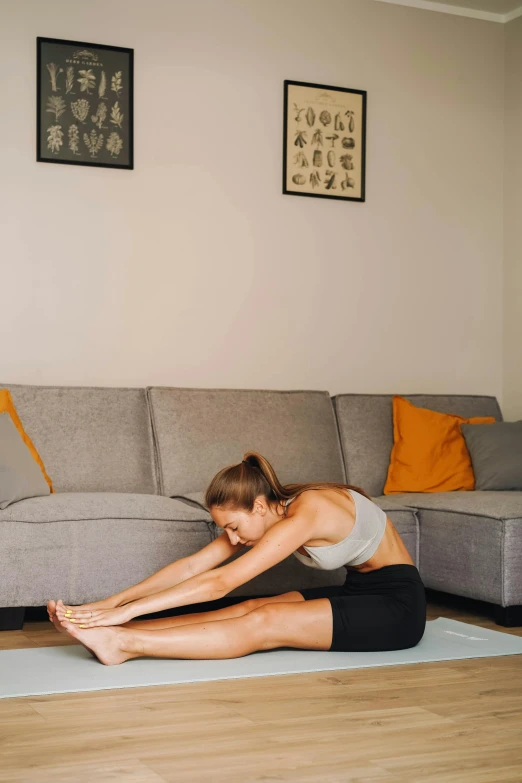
[283,80,366,202]
[37,36,134,169]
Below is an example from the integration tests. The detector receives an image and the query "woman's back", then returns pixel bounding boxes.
[284,488,413,571]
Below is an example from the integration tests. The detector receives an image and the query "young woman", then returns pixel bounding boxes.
[50,452,426,665]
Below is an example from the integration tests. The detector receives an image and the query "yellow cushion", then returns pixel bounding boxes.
[383,395,495,494]
[0,389,54,493]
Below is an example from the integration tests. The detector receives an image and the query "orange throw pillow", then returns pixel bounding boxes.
[0,389,54,493]
[383,395,495,494]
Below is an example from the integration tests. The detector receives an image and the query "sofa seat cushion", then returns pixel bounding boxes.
[387,491,522,606]
[0,492,213,524]
[0,504,214,607]
[384,491,522,520]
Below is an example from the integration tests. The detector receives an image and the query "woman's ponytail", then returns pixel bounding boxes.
[205,451,372,511]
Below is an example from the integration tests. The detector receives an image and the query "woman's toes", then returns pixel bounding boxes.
[51,613,67,635]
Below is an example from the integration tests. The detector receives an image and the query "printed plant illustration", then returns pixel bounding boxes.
[293,151,309,168]
[305,107,315,127]
[47,125,63,153]
[46,62,63,92]
[78,69,96,94]
[340,154,354,170]
[83,129,104,157]
[293,103,305,123]
[111,71,123,97]
[106,131,123,158]
[98,71,107,99]
[286,83,361,198]
[324,170,337,190]
[110,102,124,128]
[65,67,75,94]
[325,134,339,148]
[319,110,331,126]
[91,102,108,129]
[71,98,90,124]
[341,173,355,190]
[68,124,81,154]
[311,128,323,147]
[46,95,67,121]
[39,41,131,167]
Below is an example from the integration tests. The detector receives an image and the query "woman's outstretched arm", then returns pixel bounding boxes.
[52,534,243,620]
[60,513,315,627]
[52,557,196,617]
[56,569,225,627]
[107,557,196,607]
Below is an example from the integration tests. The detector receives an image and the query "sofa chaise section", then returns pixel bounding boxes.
[333,393,522,626]
[385,491,522,626]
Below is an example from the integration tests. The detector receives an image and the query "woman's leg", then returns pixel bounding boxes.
[57,595,331,665]
[120,591,305,630]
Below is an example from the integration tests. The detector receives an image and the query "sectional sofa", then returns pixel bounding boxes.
[1,384,520,631]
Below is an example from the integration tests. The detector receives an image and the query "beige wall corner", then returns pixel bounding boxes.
[503,14,522,420]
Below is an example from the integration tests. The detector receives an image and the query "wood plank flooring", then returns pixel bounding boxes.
[0,592,521,783]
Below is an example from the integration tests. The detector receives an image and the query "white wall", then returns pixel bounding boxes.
[504,14,522,421]
[0,0,507,403]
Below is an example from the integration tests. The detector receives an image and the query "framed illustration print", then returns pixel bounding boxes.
[37,36,134,169]
[283,80,366,202]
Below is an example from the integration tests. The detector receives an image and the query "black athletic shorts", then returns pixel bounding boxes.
[297,564,427,652]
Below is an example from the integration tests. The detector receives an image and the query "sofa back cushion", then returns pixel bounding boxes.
[147,387,346,496]
[1,384,159,494]
[333,394,503,497]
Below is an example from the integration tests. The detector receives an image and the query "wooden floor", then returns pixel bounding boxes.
[1,593,522,783]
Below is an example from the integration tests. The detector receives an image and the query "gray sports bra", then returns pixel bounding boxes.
[287,489,387,570]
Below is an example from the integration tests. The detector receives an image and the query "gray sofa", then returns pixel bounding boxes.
[1,384,520,630]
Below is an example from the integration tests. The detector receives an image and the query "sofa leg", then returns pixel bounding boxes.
[0,607,26,631]
[493,604,522,628]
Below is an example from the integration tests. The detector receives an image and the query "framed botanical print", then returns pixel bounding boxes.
[37,36,134,169]
[283,80,366,202]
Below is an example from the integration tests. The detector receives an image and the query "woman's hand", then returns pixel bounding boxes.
[55,599,133,628]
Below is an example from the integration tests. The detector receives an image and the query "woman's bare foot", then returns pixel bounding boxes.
[53,597,118,620]
[47,600,69,636]
[47,599,58,623]
[58,617,136,666]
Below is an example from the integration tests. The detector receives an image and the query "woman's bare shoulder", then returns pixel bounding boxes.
[285,487,355,520]
[285,487,356,547]
[288,487,352,505]
[285,488,328,509]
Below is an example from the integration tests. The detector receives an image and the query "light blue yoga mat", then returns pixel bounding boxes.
[1,618,521,700]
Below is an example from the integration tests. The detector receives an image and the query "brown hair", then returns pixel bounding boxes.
[204,451,373,511]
